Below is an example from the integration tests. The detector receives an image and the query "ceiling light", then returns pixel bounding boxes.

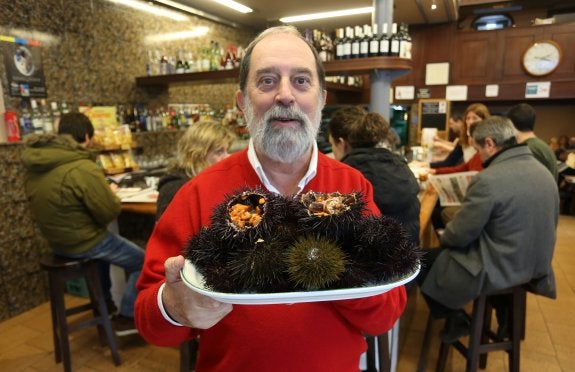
[107,0,188,21]
[211,0,253,14]
[431,0,438,10]
[280,7,373,23]
[144,27,210,44]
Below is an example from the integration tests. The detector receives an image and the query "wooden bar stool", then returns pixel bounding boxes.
[419,285,526,372]
[179,338,199,372]
[40,253,121,372]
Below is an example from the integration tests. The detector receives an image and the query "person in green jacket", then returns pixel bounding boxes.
[22,112,144,337]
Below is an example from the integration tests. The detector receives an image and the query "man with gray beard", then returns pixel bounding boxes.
[135,26,407,371]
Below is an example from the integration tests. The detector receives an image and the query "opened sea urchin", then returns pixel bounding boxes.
[210,188,292,245]
[286,235,347,290]
[296,191,366,242]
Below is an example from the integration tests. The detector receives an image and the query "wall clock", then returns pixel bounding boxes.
[522,40,562,77]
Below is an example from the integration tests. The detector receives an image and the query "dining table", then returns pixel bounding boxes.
[418,183,440,248]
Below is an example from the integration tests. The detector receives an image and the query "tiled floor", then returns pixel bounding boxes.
[1,215,574,371]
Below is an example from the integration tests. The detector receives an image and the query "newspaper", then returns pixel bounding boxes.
[428,171,478,206]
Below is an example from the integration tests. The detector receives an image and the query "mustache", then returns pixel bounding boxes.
[263,105,308,126]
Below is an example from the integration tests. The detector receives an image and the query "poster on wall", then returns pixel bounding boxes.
[1,37,47,98]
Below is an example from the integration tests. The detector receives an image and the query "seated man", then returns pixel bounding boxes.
[22,112,144,337]
[418,116,558,342]
[506,102,558,182]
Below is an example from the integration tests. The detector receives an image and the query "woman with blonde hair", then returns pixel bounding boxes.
[156,121,237,220]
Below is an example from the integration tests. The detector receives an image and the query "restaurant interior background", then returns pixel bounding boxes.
[0,0,574,321]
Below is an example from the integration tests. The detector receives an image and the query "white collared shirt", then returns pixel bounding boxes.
[158,139,319,326]
[247,139,318,195]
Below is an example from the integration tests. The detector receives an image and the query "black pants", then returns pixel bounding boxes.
[416,247,460,319]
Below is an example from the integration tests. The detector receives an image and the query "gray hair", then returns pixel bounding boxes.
[472,116,518,148]
[238,25,326,93]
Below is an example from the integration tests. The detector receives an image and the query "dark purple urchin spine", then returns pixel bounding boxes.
[295,191,368,242]
[227,233,294,293]
[286,235,348,291]
[349,215,421,283]
[184,227,237,292]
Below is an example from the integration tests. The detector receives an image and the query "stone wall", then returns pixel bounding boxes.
[0,0,255,112]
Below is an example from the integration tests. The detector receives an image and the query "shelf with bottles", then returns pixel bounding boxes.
[135,57,411,88]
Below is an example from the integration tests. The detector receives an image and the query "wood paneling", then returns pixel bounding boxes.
[393,22,575,102]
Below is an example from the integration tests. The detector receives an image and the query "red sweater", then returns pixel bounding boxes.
[135,149,407,372]
[434,151,484,174]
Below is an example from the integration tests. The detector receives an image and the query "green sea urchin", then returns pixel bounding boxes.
[286,235,347,290]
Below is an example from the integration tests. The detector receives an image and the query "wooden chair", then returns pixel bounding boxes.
[418,285,526,372]
[40,253,121,372]
[366,331,392,372]
[179,338,199,372]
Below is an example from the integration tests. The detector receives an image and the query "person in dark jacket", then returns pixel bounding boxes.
[156,120,236,220]
[327,105,420,246]
[22,112,144,337]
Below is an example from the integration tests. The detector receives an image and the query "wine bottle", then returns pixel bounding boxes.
[390,23,400,57]
[335,28,344,60]
[342,27,352,60]
[351,26,361,59]
[379,23,390,57]
[360,25,370,59]
[400,23,412,59]
[369,24,380,57]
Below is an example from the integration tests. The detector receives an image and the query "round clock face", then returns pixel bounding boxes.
[522,41,562,76]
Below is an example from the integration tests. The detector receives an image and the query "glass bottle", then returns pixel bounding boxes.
[390,23,400,57]
[342,27,353,60]
[369,24,380,57]
[30,99,44,134]
[351,26,361,59]
[334,28,344,60]
[360,25,371,59]
[379,23,390,56]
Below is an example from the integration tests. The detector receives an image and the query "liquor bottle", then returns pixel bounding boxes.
[175,49,185,74]
[317,30,328,62]
[351,26,361,59]
[342,27,352,60]
[400,23,412,59]
[40,99,53,134]
[19,100,33,136]
[334,28,344,60]
[360,25,371,58]
[61,101,70,115]
[379,23,390,56]
[30,99,44,134]
[389,23,400,57]
[51,102,61,132]
[369,24,380,57]
[321,31,333,62]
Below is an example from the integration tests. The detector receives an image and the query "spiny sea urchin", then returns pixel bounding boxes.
[227,236,293,293]
[350,215,421,282]
[296,191,367,241]
[210,188,292,244]
[286,235,347,290]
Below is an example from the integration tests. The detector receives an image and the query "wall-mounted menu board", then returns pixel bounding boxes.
[418,99,450,141]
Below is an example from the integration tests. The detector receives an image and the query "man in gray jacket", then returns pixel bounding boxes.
[419,115,559,342]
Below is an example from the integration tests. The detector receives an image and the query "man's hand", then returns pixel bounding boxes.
[162,255,233,329]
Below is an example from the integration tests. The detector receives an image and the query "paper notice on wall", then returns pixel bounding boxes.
[446,85,468,101]
[395,86,415,100]
[429,171,478,206]
[525,82,551,98]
